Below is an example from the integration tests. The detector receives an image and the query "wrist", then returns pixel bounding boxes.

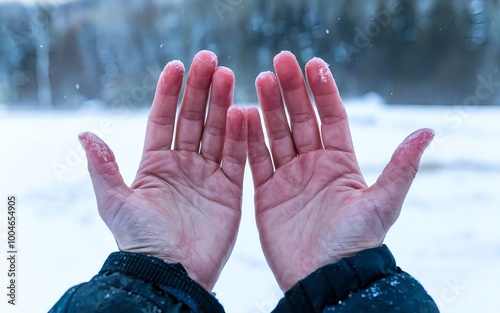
[118,248,215,291]
[278,245,399,311]
[101,251,223,312]
[278,244,383,291]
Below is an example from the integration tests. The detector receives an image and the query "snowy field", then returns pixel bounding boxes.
[1,98,499,312]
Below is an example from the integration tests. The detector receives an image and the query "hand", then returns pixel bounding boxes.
[78,51,247,291]
[247,51,434,291]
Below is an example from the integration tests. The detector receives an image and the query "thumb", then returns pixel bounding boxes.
[78,132,129,213]
[368,128,435,224]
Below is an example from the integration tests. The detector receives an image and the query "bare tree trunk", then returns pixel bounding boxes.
[32,5,53,109]
[36,43,52,108]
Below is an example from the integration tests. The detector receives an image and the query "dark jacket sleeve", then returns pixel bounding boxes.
[272,245,439,313]
[49,251,224,313]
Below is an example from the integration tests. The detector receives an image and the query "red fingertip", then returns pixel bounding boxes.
[213,66,235,84]
[399,128,435,155]
[157,60,185,94]
[306,57,332,85]
[185,50,218,90]
[78,132,115,164]
[273,51,294,67]
[193,50,218,68]
[164,60,185,73]
[246,106,260,117]
[255,71,278,90]
[390,128,435,172]
[227,105,246,121]
[273,51,305,92]
[226,106,247,141]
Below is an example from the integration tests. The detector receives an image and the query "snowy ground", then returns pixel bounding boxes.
[1,98,499,312]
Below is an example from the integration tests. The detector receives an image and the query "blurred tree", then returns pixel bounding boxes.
[31,4,53,108]
[0,0,498,108]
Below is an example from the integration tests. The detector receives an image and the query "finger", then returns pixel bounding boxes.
[174,50,218,152]
[255,71,296,168]
[201,67,235,163]
[369,129,435,225]
[247,107,274,190]
[221,106,248,189]
[78,132,130,218]
[273,51,322,154]
[305,58,355,153]
[143,60,185,152]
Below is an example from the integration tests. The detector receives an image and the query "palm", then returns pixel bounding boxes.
[256,151,387,289]
[79,52,247,291]
[248,52,434,291]
[105,151,242,286]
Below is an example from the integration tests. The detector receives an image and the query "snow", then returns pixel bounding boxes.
[166,60,185,73]
[0,99,499,313]
[319,67,329,84]
[316,62,331,84]
[255,71,277,86]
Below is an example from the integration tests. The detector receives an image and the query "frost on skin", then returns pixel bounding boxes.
[319,66,329,83]
[309,57,332,84]
[227,106,246,131]
[78,132,119,174]
[397,128,435,157]
[255,71,277,87]
[196,50,217,66]
[166,60,185,73]
[160,60,185,83]
[318,64,331,84]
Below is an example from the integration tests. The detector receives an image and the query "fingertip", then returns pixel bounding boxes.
[255,71,277,87]
[246,107,264,142]
[193,50,218,68]
[255,72,281,105]
[78,131,98,150]
[227,105,247,135]
[418,128,435,150]
[370,128,436,217]
[306,57,328,68]
[419,128,436,140]
[156,60,185,96]
[273,51,305,91]
[186,51,218,90]
[78,131,115,164]
[216,65,234,74]
[246,106,260,117]
[306,57,333,86]
[255,72,278,97]
[400,128,435,156]
[273,50,294,67]
[214,66,235,84]
[164,60,185,74]
[227,104,246,117]
[78,131,88,143]
[223,106,248,187]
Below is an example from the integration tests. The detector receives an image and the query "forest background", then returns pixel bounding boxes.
[1,0,499,109]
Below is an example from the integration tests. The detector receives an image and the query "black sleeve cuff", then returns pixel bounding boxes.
[274,245,399,313]
[99,251,224,313]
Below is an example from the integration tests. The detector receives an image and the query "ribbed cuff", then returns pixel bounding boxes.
[277,245,398,313]
[99,252,224,313]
